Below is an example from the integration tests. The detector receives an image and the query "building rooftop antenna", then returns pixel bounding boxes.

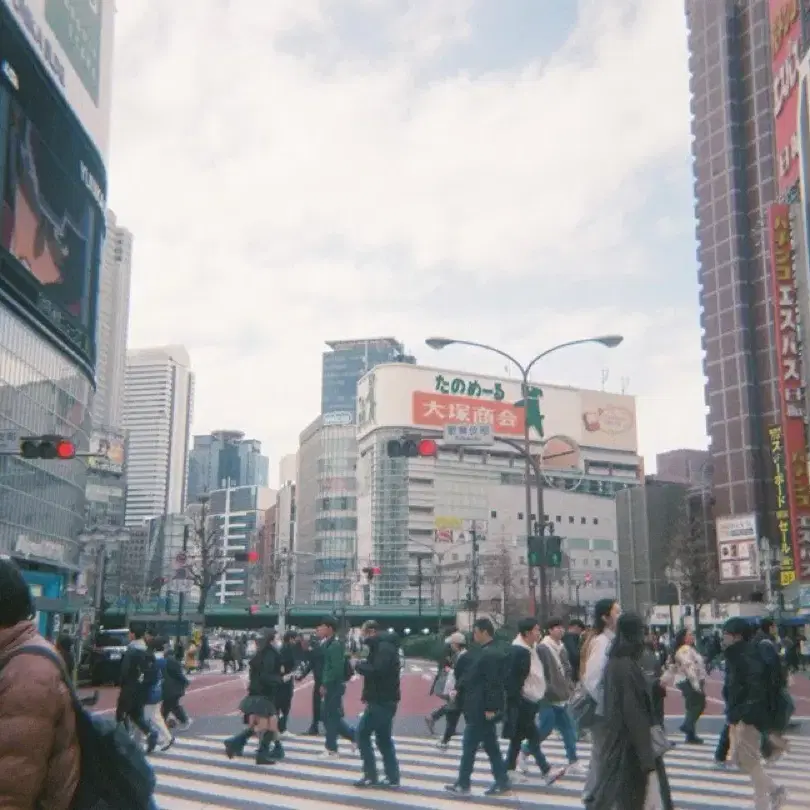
[600,369,609,391]
[621,376,630,395]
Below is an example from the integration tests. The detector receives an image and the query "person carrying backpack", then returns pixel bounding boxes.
[0,557,158,809]
[143,637,174,751]
[118,625,159,753]
[754,619,791,761]
[0,558,81,809]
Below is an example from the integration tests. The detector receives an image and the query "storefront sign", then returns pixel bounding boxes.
[769,205,810,582]
[14,534,67,565]
[434,374,505,401]
[768,424,797,586]
[772,0,803,192]
[413,391,522,435]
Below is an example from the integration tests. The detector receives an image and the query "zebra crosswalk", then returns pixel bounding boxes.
[151,730,810,809]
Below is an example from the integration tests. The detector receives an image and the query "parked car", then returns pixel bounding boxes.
[84,628,130,686]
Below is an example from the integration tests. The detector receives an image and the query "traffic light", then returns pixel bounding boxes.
[527,535,543,567]
[386,437,438,458]
[20,435,76,460]
[546,535,563,568]
[233,550,260,563]
[247,605,259,615]
[362,566,382,580]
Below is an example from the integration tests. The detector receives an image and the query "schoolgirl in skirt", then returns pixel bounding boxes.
[223,629,285,764]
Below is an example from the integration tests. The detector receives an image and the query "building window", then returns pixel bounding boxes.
[606,559,613,568]
[568,516,575,524]
[490,510,497,518]
[594,559,601,567]
[593,517,599,525]
[580,517,587,524]
[518,512,524,520]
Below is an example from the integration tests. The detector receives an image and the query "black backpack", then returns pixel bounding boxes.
[0,645,156,809]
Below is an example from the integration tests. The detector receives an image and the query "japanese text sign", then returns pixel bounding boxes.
[771,0,802,193]
[412,391,523,435]
[434,374,505,401]
[768,206,805,418]
[769,424,797,587]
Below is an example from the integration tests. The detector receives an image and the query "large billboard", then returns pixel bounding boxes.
[772,0,802,196]
[1,0,115,159]
[768,204,810,582]
[716,514,760,583]
[356,363,638,453]
[767,424,799,586]
[0,2,107,379]
[87,429,125,475]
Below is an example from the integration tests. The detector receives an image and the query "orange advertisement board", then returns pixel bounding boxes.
[768,204,810,582]
[412,391,524,435]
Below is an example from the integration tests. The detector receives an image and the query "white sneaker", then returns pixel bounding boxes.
[543,767,565,786]
[518,751,531,775]
[436,741,449,750]
[508,770,528,784]
[566,761,587,776]
[321,750,339,759]
[179,720,193,732]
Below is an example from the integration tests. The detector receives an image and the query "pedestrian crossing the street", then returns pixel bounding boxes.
[150,729,810,809]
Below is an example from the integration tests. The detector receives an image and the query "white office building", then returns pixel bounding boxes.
[92,210,133,432]
[355,363,640,616]
[123,346,194,526]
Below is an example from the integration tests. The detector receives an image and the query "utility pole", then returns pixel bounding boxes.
[175,523,189,648]
[417,556,424,617]
[470,523,480,624]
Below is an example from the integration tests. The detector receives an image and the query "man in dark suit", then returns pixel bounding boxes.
[445,618,510,797]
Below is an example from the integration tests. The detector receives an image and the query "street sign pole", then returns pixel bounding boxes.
[175,525,189,649]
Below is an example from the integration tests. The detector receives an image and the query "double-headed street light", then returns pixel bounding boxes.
[425,334,624,624]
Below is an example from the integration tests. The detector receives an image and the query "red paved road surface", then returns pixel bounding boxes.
[86,662,810,719]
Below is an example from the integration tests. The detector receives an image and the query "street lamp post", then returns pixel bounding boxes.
[426,334,623,624]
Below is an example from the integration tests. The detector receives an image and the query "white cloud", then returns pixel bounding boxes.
[108,0,704,481]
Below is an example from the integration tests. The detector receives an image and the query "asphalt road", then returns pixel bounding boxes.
[87,658,810,740]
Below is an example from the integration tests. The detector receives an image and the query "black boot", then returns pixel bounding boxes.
[224,728,254,759]
[269,739,285,761]
[255,732,279,765]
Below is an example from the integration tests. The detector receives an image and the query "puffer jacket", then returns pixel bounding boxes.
[0,620,80,810]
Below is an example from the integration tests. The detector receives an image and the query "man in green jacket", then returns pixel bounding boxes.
[316,617,355,756]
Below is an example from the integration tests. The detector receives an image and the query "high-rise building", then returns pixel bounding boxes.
[187,430,269,503]
[92,210,133,432]
[295,338,414,605]
[207,484,277,604]
[321,337,412,416]
[123,346,194,526]
[686,1,782,527]
[0,1,115,636]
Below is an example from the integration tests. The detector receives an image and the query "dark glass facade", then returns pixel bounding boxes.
[687,0,780,527]
[321,339,407,415]
[0,4,106,634]
[0,308,91,571]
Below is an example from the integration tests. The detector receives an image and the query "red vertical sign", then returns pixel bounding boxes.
[768,204,810,582]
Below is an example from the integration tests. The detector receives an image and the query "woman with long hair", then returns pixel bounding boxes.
[223,629,285,764]
[670,627,706,744]
[586,612,669,810]
[581,598,620,801]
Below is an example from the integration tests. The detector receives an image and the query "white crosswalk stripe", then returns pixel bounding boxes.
[151,730,810,809]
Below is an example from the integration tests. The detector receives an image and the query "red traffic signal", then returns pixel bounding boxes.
[233,550,260,563]
[20,435,76,460]
[247,605,259,615]
[386,437,438,458]
[247,550,259,563]
[362,566,382,580]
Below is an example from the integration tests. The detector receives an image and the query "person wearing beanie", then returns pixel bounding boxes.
[0,557,80,809]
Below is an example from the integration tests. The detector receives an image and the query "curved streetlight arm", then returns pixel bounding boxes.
[525,337,618,378]
[432,338,526,377]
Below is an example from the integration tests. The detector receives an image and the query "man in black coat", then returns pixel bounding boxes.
[446,618,510,797]
[161,644,190,730]
[352,621,401,787]
[297,634,325,734]
[277,631,299,734]
[563,619,585,682]
[720,618,786,808]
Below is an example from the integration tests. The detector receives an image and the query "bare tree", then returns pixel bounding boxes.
[185,496,228,621]
[668,512,718,630]
[482,544,529,630]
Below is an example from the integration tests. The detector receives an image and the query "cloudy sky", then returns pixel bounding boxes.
[109,0,701,485]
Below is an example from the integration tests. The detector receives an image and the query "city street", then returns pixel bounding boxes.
[86,659,810,808]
